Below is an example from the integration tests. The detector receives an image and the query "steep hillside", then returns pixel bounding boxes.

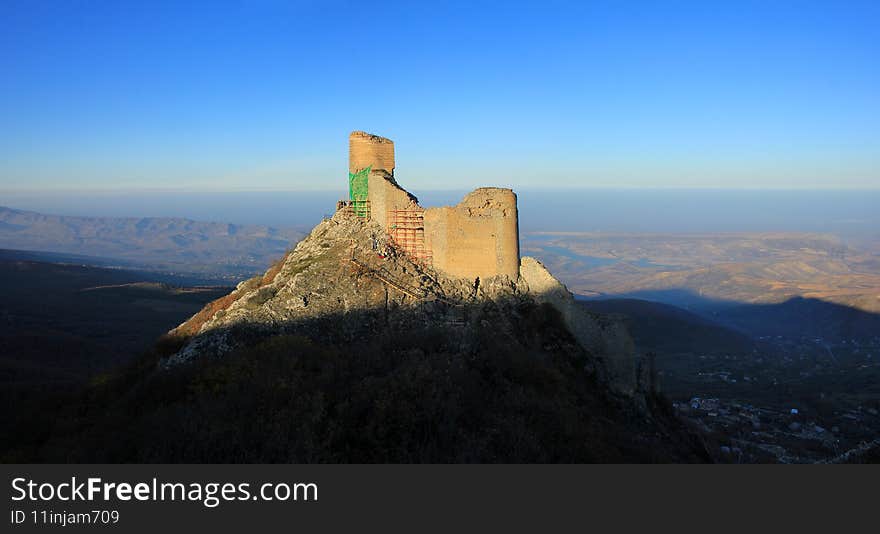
[0,254,228,385]
[579,298,756,355]
[715,297,880,341]
[165,211,638,391]
[2,211,710,463]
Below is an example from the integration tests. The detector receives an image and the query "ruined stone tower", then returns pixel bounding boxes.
[349,131,395,176]
[423,187,520,280]
[343,131,520,281]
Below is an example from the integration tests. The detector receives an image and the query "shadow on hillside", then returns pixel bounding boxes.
[578,289,880,341]
[0,256,231,390]
[578,297,757,356]
[0,294,712,464]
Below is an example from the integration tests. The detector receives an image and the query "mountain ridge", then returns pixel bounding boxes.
[0,205,305,281]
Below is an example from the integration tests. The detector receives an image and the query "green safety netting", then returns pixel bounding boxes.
[348,165,371,217]
[349,165,370,201]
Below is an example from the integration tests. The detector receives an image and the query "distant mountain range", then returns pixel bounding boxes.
[0,206,305,281]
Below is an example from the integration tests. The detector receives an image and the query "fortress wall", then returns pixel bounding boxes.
[346,132,519,280]
[424,188,520,280]
[368,170,419,229]
[349,131,395,175]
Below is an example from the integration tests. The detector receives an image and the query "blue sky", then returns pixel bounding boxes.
[1,0,878,192]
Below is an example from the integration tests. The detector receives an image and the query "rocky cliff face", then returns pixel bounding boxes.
[519,257,637,392]
[166,210,641,393]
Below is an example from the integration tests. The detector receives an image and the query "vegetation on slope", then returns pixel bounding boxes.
[2,302,709,463]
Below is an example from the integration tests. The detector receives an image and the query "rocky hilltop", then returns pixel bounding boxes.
[3,209,710,463]
[167,210,639,393]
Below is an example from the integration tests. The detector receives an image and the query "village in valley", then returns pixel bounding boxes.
[665,334,880,462]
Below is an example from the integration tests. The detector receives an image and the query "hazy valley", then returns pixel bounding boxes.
[0,206,306,283]
[528,232,880,462]
[525,231,880,314]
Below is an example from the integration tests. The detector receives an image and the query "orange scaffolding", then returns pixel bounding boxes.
[388,208,432,265]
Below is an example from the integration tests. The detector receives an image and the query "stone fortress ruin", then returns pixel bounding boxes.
[340,131,520,281]
[169,131,637,393]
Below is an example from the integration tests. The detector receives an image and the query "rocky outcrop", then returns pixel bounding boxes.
[165,211,639,395]
[519,257,638,392]
[166,210,495,364]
